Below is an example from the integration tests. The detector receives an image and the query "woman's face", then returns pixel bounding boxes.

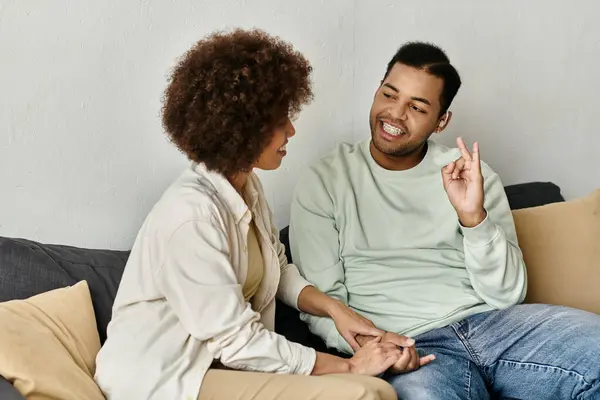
[254,118,295,171]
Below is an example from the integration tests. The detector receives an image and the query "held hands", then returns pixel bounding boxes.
[329,301,385,351]
[380,332,435,374]
[348,337,404,376]
[441,137,487,228]
[356,332,435,375]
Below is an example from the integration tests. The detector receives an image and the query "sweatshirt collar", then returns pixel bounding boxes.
[362,139,436,179]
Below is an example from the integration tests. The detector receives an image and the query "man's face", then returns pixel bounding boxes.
[369,63,445,157]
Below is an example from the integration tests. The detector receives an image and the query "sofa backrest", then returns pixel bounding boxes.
[0,238,128,343]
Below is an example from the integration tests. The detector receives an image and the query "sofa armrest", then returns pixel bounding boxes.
[0,376,26,400]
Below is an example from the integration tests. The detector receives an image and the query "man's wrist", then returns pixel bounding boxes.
[458,208,487,228]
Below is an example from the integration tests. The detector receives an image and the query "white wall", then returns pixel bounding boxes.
[0,0,355,249]
[353,0,600,200]
[2,0,599,250]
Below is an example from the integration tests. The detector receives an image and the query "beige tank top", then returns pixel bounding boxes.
[242,220,264,302]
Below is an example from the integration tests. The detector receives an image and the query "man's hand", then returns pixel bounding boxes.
[441,137,487,228]
[382,332,436,374]
[356,332,436,374]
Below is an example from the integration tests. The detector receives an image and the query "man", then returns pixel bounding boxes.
[289,42,600,399]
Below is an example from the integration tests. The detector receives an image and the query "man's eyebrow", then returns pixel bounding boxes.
[382,83,398,92]
[411,96,431,106]
[382,83,432,106]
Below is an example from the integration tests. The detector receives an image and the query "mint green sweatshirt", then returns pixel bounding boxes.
[289,139,527,354]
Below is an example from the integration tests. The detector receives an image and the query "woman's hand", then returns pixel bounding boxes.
[329,301,384,351]
[296,286,383,351]
[348,337,402,376]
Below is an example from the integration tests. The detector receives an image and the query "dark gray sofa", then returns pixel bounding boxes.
[0,182,564,399]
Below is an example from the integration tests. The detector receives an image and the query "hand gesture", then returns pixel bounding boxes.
[441,137,486,227]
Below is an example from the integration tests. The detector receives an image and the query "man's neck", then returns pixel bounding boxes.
[369,141,428,171]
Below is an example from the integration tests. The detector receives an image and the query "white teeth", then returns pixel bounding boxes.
[278,144,286,152]
[382,122,404,136]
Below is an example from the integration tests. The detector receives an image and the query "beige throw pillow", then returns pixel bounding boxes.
[513,189,600,314]
[0,281,105,400]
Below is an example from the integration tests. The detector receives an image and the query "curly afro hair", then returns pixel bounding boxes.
[161,28,313,177]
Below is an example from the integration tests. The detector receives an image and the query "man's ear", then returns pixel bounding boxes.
[436,111,452,133]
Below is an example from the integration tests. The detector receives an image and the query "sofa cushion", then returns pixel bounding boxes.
[514,189,600,314]
[0,376,25,400]
[504,181,564,210]
[0,237,127,343]
[0,281,104,400]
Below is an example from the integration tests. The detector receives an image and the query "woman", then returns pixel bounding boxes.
[94,28,426,400]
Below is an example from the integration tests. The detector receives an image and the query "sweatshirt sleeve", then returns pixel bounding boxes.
[156,216,316,375]
[289,169,355,355]
[460,164,528,309]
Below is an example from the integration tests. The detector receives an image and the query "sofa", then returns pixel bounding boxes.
[1,181,598,399]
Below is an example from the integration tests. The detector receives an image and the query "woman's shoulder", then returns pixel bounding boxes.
[145,167,230,235]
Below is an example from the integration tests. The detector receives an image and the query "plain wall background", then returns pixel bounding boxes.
[353,0,600,199]
[0,0,356,249]
[1,0,599,249]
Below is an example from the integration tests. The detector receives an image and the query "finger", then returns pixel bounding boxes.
[442,161,455,176]
[381,341,403,352]
[345,334,361,352]
[393,348,411,372]
[472,141,481,173]
[355,325,385,337]
[441,163,454,187]
[407,347,420,370]
[450,158,464,178]
[366,336,382,346]
[382,351,403,371]
[457,137,472,161]
[452,158,467,180]
[419,354,436,367]
[386,335,415,348]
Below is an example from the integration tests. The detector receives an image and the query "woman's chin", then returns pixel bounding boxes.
[255,159,283,171]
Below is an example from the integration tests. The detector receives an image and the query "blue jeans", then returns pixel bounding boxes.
[384,304,600,399]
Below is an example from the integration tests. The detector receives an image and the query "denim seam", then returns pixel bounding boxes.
[450,322,492,386]
[493,359,591,385]
[450,322,483,366]
[464,359,472,399]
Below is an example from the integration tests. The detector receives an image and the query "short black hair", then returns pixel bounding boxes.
[384,42,461,115]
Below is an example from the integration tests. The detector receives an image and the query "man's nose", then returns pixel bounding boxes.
[389,103,408,121]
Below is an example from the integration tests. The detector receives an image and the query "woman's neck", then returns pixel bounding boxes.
[229,171,251,195]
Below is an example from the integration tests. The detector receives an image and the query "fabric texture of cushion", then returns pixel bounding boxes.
[0,280,104,400]
[0,237,127,343]
[514,188,600,314]
[504,181,564,209]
